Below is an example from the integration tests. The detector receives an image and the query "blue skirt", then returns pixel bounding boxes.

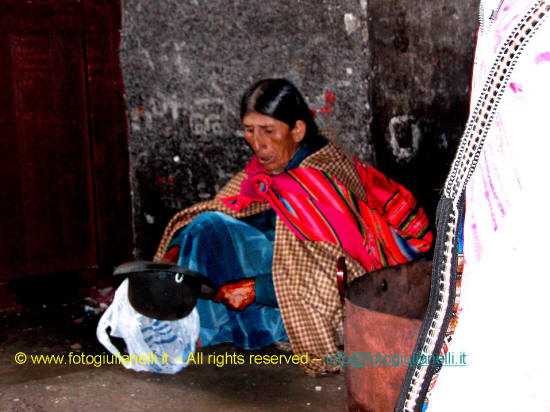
[174,211,287,349]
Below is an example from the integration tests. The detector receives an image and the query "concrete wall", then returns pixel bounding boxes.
[120,0,478,258]
[368,1,478,217]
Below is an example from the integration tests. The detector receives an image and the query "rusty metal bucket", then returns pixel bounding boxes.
[344,260,432,412]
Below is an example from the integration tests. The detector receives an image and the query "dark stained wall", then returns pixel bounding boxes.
[368,1,478,218]
[120,0,478,258]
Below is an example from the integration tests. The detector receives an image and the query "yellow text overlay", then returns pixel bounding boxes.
[187,352,310,367]
[14,352,167,368]
[14,351,311,368]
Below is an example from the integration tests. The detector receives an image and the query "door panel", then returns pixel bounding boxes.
[0,32,27,277]
[0,0,131,280]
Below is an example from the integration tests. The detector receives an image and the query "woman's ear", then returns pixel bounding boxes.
[292,120,306,144]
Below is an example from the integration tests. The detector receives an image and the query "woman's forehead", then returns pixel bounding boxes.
[242,112,281,127]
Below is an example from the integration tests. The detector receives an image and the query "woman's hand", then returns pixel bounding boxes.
[213,279,255,311]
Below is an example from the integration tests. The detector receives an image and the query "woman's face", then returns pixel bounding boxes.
[243,112,305,174]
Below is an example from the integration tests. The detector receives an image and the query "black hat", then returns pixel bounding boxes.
[114,261,217,321]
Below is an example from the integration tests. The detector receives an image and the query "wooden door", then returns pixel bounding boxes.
[0,0,132,279]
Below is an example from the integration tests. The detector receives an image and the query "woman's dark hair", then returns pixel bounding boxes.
[240,78,326,149]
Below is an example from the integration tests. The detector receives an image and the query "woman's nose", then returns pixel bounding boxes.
[251,131,267,152]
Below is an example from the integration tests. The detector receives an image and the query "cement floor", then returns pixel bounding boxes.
[0,301,346,412]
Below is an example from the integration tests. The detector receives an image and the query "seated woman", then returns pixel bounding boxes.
[155,78,433,375]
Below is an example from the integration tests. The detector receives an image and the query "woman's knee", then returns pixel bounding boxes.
[185,212,228,235]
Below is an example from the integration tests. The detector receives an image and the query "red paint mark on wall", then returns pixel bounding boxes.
[153,175,175,186]
[311,90,335,116]
[535,52,550,64]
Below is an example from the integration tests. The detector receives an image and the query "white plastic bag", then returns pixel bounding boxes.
[96,278,199,374]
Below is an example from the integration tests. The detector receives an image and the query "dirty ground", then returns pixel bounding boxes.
[0,281,346,412]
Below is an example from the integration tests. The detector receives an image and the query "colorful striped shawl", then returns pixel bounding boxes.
[221,156,432,272]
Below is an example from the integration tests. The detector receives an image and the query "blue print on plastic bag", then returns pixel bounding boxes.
[139,315,198,372]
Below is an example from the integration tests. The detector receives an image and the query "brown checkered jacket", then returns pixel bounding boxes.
[155,141,367,375]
